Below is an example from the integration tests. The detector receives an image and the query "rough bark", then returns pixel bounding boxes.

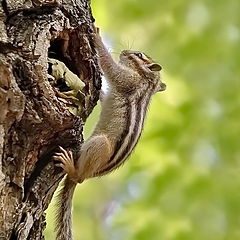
[0,0,101,239]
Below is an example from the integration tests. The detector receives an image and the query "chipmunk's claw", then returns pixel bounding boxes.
[53,147,74,175]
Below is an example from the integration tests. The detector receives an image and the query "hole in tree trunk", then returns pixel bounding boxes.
[48,30,85,79]
[47,30,87,117]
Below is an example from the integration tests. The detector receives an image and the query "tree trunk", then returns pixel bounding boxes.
[0,0,100,239]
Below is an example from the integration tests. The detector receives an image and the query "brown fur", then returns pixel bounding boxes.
[53,26,166,240]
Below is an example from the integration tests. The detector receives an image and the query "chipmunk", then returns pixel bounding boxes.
[53,26,166,240]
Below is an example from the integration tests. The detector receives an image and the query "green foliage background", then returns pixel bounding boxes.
[45,0,240,239]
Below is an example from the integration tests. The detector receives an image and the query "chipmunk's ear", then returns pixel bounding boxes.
[147,63,162,72]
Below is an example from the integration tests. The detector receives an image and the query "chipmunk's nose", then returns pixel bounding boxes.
[159,82,166,91]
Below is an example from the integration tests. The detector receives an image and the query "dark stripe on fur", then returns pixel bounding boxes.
[109,88,152,169]
[96,97,132,175]
[97,85,153,175]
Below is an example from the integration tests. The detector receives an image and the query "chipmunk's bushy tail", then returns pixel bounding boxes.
[55,176,77,240]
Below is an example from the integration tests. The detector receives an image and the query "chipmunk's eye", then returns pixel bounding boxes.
[134,52,143,58]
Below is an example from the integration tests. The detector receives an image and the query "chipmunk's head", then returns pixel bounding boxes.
[119,50,166,92]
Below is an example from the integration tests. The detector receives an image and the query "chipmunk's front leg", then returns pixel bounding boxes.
[91,26,124,80]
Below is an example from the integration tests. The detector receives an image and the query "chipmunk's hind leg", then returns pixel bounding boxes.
[77,134,112,179]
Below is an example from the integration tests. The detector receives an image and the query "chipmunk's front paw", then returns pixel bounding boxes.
[90,25,102,45]
[53,147,76,176]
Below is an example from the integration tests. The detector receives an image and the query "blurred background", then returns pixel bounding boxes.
[45,0,240,239]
